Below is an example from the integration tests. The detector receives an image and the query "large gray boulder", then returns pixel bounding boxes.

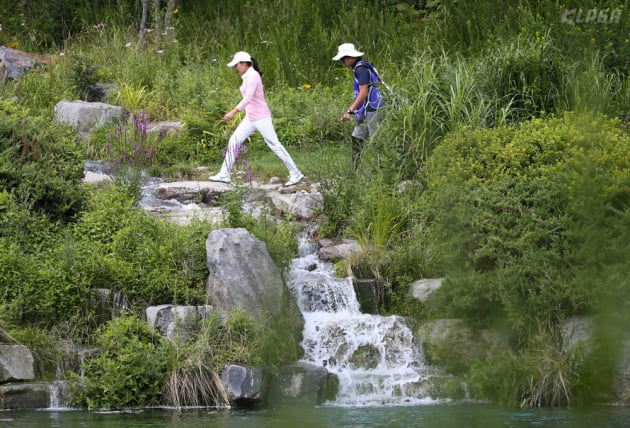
[221,364,267,406]
[146,304,216,341]
[0,382,50,409]
[0,46,50,82]
[205,228,303,328]
[317,238,361,263]
[267,189,323,220]
[53,100,128,139]
[0,345,35,383]
[268,361,338,406]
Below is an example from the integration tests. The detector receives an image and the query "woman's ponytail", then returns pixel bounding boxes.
[250,57,263,77]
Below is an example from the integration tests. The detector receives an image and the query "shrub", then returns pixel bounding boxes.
[70,315,175,410]
[425,113,630,332]
[72,186,211,309]
[0,101,87,223]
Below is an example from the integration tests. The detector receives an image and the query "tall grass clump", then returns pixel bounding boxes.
[162,310,259,408]
[467,324,583,407]
[365,46,520,180]
[559,51,630,119]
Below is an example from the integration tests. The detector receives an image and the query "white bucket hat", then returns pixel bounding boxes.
[227,51,252,67]
[332,43,364,61]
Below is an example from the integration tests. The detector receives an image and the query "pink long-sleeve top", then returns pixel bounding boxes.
[235,67,271,122]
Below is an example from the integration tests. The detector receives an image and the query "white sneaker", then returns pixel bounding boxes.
[284,172,304,186]
[208,173,231,183]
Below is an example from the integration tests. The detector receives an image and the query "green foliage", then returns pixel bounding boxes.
[67,55,100,100]
[257,313,304,366]
[185,309,263,373]
[0,101,87,223]
[70,315,175,410]
[9,326,60,379]
[72,186,211,308]
[250,214,299,274]
[114,83,148,114]
[425,113,630,334]
[466,327,582,407]
[318,173,357,239]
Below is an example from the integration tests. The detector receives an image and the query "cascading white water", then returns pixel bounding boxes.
[48,381,70,410]
[287,236,439,406]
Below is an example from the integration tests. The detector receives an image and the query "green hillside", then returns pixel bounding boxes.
[2,0,630,408]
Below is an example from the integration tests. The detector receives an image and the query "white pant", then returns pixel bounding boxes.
[219,117,301,177]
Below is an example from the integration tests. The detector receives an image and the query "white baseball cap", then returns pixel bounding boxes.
[227,51,252,67]
[332,43,364,61]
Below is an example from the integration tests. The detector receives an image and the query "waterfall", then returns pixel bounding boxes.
[48,381,70,410]
[288,236,440,406]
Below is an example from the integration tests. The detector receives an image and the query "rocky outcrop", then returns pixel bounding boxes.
[155,180,324,223]
[317,238,361,262]
[146,121,184,139]
[268,361,338,406]
[205,228,303,329]
[53,100,128,140]
[0,382,50,409]
[0,345,35,382]
[408,278,444,303]
[0,46,50,82]
[146,304,216,342]
[221,364,267,406]
[219,362,337,407]
[267,189,324,220]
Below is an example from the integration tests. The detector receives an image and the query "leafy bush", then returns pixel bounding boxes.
[71,315,175,409]
[0,101,87,223]
[72,186,211,309]
[425,113,630,332]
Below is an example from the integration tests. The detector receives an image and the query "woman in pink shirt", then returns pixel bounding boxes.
[209,51,304,186]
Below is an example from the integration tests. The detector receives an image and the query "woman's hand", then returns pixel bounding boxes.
[223,108,238,121]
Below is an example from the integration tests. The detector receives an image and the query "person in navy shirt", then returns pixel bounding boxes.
[333,43,385,168]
